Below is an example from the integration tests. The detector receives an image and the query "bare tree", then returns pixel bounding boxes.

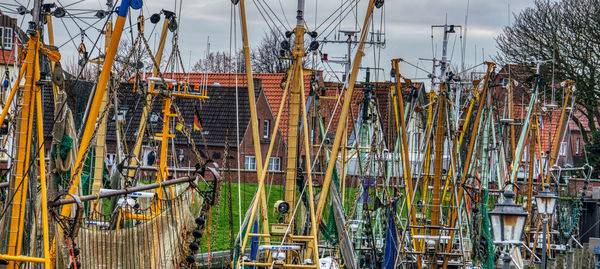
[251,30,289,73]
[191,51,243,73]
[114,39,151,81]
[62,56,97,81]
[496,0,600,139]
[62,39,150,82]
[190,30,314,74]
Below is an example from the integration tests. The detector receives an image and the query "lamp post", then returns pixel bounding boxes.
[535,184,558,269]
[489,190,529,269]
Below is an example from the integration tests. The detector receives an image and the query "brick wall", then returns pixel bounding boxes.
[238,90,287,184]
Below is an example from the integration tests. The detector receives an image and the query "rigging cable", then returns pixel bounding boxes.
[251,0,284,37]
[317,0,360,40]
[256,0,289,31]
[314,0,358,32]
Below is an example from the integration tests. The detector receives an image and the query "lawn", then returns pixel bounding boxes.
[197,182,284,253]
[195,182,362,253]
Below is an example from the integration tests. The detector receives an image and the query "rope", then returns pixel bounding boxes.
[171,103,204,167]
[314,0,358,33]
[69,189,199,268]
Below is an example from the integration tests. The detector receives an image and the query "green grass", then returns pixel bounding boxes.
[197,182,284,252]
[195,183,364,252]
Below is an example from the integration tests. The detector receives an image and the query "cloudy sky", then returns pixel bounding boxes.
[3,0,536,84]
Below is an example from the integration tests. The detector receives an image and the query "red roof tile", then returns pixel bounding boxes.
[494,64,596,156]
[508,104,574,155]
[321,82,364,138]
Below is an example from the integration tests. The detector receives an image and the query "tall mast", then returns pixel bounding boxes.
[282,0,306,225]
[1,0,53,266]
[234,1,380,268]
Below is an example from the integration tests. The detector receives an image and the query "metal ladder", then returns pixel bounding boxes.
[5,45,36,266]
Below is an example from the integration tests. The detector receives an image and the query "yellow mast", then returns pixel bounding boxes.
[430,84,446,239]
[235,0,322,265]
[525,106,538,229]
[59,0,139,220]
[390,61,420,258]
[0,29,55,268]
[315,0,378,224]
[283,20,304,225]
[236,0,271,250]
[234,1,381,268]
[442,62,495,268]
[5,33,39,269]
[90,21,112,197]
[543,81,573,185]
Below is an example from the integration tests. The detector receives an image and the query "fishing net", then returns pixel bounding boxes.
[49,91,78,192]
[55,188,203,268]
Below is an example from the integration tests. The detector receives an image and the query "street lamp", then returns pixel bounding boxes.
[489,190,529,269]
[535,184,558,269]
[535,184,558,215]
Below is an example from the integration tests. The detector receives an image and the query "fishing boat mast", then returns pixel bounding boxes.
[0,0,60,267]
[233,0,382,267]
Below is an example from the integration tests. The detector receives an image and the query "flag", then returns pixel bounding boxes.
[194,108,201,131]
[176,117,183,132]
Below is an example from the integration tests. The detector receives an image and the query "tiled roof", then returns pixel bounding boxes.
[44,80,257,148]
[568,108,596,132]
[509,104,571,155]
[131,72,313,142]
[321,81,364,139]
[492,64,535,102]
[493,64,596,156]
[319,81,425,146]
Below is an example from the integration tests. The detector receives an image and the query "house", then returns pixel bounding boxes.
[492,64,598,193]
[316,80,428,182]
[130,71,323,182]
[0,13,26,164]
[43,78,288,184]
[0,12,25,88]
[130,72,318,143]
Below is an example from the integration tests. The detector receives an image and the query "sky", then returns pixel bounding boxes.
[2,0,536,85]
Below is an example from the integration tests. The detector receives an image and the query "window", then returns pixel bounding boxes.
[412,132,421,153]
[268,157,281,171]
[141,146,155,166]
[113,108,128,121]
[150,113,160,122]
[1,27,14,50]
[576,138,580,155]
[106,153,116,165]
[522,146,528,161]
[244,156,256,170]
[559,142,567,156]
[263,120,270,139]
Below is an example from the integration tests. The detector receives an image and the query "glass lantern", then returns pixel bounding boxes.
[535,184,558,215]
[489,190,529,244]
